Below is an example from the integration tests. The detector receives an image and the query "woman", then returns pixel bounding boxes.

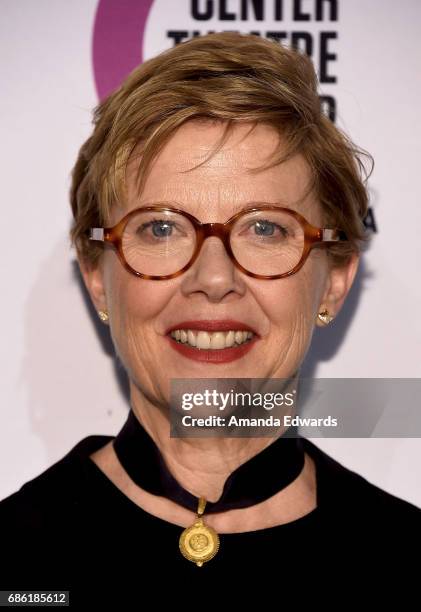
[0,32,419,604]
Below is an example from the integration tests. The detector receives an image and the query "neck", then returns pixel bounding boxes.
[129,382,287,502]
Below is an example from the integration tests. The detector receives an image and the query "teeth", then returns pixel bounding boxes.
[196,331,211,350]
[187,330,196,347]
[170,329,255,350]
[234,331,243,344]
[225,330,235,347]
[210,332,226,350]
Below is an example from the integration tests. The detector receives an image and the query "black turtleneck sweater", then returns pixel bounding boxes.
[0,434,420,607]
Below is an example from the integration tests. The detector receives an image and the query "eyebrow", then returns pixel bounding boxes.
[136,199,296,212]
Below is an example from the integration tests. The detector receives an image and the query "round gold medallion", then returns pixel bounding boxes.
[179,518,220,567]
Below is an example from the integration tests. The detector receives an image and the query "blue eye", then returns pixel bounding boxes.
[137,219,175,238]
[151,220,173,237]
[254,220,288,237]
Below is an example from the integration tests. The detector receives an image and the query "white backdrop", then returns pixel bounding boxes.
[1,0,420,506]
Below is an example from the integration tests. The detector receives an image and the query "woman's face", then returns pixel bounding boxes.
[82,121,358,405]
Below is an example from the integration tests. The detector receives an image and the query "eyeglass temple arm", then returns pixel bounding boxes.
[321,229,348,242]
[88,228,105,241]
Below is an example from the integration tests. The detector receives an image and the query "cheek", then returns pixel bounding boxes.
[259,273,318,328]
[105,256,167,320]
[106,276,174,385]
[121,283,165,320]
[255,262,325,372]
[105,265,172,350]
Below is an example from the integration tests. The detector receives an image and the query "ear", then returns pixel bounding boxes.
[316,252,359,327]
[78,255,109,324]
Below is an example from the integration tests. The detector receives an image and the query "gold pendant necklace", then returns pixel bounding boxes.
[179,497,220,567]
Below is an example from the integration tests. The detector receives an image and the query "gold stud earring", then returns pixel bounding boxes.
[98,309,109,323]
[317,309,334,325]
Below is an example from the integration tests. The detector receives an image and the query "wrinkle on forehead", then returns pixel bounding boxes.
[118,121,320,224]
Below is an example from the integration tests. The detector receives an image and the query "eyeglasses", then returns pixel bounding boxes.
[87,205,348,280]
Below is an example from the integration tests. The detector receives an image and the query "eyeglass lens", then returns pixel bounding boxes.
[121,209,305,277]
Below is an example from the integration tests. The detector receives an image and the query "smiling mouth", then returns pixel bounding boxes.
[170,329,254,350]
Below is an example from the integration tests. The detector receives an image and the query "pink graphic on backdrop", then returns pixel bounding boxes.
[93,0,154,101]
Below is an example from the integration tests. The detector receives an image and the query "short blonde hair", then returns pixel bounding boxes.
[69,32,373,268]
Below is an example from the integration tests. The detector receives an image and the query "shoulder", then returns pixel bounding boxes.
[302,437,421,526]
[0,435,113,532]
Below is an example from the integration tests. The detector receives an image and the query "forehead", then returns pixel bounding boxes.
[120,121,318,222]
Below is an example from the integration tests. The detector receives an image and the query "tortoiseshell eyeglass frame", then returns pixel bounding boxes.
[87,205,348,281]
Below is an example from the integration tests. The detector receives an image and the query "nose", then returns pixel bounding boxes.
[180,234,246,303]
